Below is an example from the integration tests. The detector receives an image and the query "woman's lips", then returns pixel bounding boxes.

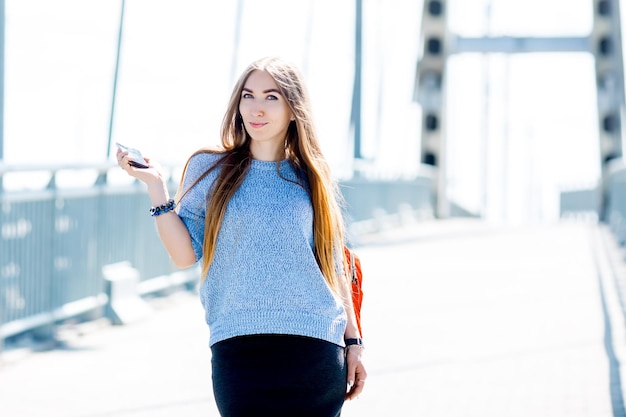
[249,122,267,129]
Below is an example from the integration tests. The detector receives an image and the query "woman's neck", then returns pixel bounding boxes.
[249,140,285,162]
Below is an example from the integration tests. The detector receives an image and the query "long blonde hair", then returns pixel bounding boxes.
[178,57,346,293]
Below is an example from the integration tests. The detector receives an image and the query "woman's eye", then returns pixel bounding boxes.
[242,93,253,99]
[267,95,278,100]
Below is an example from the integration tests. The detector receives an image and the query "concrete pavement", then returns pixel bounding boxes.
[0,219,623,416]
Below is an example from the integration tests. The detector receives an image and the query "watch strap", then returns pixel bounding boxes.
[345,338,364,347]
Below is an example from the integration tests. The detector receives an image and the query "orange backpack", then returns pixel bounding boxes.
[344,246,364,336]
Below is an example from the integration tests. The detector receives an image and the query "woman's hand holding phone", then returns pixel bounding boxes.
[115,142,166,189]
[116,142,149,168]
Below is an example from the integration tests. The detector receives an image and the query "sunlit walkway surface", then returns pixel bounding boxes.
[0,219,622,417]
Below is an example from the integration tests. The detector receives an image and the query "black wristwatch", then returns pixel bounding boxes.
[345,338,364,347]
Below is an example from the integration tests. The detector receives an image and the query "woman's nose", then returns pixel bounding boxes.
[251,103,264,117]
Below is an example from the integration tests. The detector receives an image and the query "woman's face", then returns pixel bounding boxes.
[239,70,294,148]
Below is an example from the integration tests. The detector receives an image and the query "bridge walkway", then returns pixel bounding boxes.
[0,219,621,417]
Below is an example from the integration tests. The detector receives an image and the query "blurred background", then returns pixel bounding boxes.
[0,0,618,345]
[3,1,626,415]
[0,0,605,223]
[1,0,619,355]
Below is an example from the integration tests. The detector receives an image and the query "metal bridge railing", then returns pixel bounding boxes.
[0,163,197,346]
[605,159,626,244]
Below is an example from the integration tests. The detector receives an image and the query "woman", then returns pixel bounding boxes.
[117,56,366,416]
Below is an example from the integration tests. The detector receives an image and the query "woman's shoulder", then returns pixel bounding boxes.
[186,148,227,173]
[180,148,229,188]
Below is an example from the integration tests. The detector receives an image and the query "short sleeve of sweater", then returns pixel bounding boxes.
[177,152,221,262]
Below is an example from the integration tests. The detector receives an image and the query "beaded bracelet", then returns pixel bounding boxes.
[150,199,176,217]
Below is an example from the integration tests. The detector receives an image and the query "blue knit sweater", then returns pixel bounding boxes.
[177,152,347,347]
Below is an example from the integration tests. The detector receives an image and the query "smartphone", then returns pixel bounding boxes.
[116,142,149,168]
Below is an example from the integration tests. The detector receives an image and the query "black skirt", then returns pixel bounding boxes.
[210,334,347,417]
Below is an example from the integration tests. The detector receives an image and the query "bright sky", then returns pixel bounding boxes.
[2,0,610,223]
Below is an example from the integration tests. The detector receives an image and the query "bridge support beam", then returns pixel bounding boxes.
[414,0,626,220]
[414,0,449,218]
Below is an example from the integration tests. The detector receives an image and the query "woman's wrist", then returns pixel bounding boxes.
[146,180,170,205]
[150,199,176,217]
[345,337,364,349]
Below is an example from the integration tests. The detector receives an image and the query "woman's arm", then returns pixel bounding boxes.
[339,274,361,340]
[338,271,367,400]
[118,150,197,268]
[145,177,197,268]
